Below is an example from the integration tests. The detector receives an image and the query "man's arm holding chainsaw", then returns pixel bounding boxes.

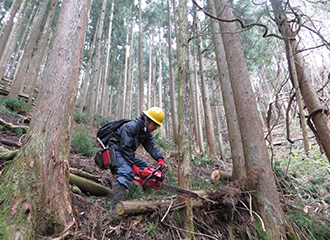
[142,134,165,170]
[131,135,165,177]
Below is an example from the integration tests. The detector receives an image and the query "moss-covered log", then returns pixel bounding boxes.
[0,118,28,134]
[0,147,19,160]
[69,174,111,196]
[69,167,101,182]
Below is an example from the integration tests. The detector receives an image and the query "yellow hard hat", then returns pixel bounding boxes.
[143,107,164,126]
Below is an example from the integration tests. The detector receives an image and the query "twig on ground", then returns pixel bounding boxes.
[162,221,219,240]
[161,198,174,222]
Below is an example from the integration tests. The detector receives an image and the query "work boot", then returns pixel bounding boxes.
[111,184,126,213]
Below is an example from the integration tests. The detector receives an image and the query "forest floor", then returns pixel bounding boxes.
[1,110,330,240]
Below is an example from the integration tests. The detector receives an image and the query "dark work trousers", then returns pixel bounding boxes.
[114,151,150,189]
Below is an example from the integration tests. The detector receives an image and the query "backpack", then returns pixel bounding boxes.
[96,118,131,146]
[95,119,131,171]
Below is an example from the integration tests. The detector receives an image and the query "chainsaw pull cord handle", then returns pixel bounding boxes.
[142,165,162,184]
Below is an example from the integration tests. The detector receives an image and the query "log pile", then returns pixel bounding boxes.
[0,77,31,99]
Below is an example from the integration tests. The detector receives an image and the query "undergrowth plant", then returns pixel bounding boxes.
[144,220,158,237]
[0,96,32,118]
[273,140,330,240]
[93,114,111,128]
[71,127,97,157]
[74,108,89,124]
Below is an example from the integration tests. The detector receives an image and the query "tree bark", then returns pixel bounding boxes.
[0,0,89,238]
[177,0,194,236]
[122,22,130,118]
[9,0,51,98]
[79,27,97,112]
[195,10,217,158]
[0,0,21,64]
[190,56,204,153]
[0,0,27,78]
[167,0,179,144]
[208,0,245,180]
[127,10,135,119]
[88,0,106,121]
[100,0,115,117]
[214,0,292,238]
[138,0,144,114]
[148,33,153,109]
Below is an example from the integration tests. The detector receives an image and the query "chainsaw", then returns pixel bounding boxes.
[133,165,199,199]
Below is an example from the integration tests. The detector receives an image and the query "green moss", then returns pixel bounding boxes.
[255,218,273,240]
[310,176,325,185]
[228,226,235,239]
[324,195,330,204]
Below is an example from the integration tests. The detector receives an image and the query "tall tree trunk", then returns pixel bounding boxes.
[122,22,130,118]
[158,32,163,110]
[7,4,37,80]
[138,0,144,114]
[88,0,106,122]
[212,78,226,161]
[0,0,89,238]
[191,56,204,153]
[214,0,292,237]
[126,6,135,119]
[270,0,330,161]
[9,0,51,98]
[176,0,194,236]
[25,0,59,103]
[0,0,21,63]
[148,33,153,109]
[100,0,115,116]
[195,10,217,158]
[168,0,178,144]
[0,0,27,78]
[152,54,157,107]
[208,0,245,180]
[79,27,97,112]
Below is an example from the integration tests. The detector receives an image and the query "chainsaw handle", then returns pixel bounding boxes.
[142,165,162,184]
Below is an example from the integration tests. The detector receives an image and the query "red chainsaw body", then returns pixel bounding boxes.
[133,169,165,190]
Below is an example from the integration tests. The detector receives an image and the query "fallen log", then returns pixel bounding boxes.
[69,167,101,182]
[0,118,29,133]
[0,138,22,147]
[69,173,112,196]
[0,147,19,160]
[211,170,232,181]
[115,191,214,216]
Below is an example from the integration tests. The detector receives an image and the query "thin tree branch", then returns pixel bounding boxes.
[317,73,330,93]
[191,0,288,40]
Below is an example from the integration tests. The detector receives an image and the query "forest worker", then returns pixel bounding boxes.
[110,107,166,212]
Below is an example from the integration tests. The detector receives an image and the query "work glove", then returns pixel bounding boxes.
[131,165,141,176]
[157,158,165,170]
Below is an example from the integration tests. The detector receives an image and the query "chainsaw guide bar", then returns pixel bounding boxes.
[160,183,199,198]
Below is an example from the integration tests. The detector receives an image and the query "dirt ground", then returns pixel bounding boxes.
[0,114,292,239]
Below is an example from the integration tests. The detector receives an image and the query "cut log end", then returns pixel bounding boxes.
[115,202,125,215]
